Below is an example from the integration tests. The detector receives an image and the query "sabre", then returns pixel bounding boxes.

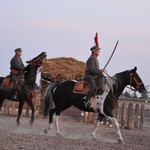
[104,40,119,69]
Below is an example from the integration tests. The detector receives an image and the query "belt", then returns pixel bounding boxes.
[11,69,19,74]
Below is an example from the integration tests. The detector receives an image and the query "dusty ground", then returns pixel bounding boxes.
[0,112,150,150]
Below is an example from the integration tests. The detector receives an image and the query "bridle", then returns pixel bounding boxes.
[30,56,45,66]
[21,56,45,102]
[104,71,143,92]
[24,56,45,78]
[129,72,143,91]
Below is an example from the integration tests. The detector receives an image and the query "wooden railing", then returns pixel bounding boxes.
[83,98,150,129]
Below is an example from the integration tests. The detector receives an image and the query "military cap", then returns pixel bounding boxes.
[14,48,22,52]
[90,45,100,51]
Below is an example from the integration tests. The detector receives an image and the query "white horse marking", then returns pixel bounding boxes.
[92,83,110,115]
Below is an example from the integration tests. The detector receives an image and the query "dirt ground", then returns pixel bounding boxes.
[0,111,150,150]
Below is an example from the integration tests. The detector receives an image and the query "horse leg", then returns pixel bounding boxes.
[27,100,35,125]
[53,104,71,137]
[108,116,124,144]
[16,101,24,125]
[53,113,63,137]
[0,98,5,108]
[0,98,5,124]
[92,114,104,140]
[44,107,62,136]
[44,108,56,133]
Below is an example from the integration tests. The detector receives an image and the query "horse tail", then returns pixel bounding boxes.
[43,81,58,117]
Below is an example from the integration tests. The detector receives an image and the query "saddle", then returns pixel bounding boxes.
[73,80,89,94]
[73,80,97,96]
[1,76,14,88]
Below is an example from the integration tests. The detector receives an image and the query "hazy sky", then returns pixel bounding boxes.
[0,1,150,89]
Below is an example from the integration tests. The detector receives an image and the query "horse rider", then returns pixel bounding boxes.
[83,45,106,109]
[10,48,25,100]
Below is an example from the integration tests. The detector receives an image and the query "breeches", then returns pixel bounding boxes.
[85,75,106,100]
[85,79,96,100]
[10,74,18,89]
[96,75,106,90]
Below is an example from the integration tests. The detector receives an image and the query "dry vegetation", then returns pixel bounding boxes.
[41,57,86,80]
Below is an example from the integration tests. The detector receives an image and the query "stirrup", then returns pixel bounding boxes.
[84,101,92,108]
[11,94,18,101]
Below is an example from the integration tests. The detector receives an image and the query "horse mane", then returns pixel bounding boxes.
[107,70,129,93]
[114,70,129,83]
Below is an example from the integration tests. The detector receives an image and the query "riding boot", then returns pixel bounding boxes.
[97,76,105,95]
[83,79,95,110]
[11,89,17,101]
[84,99,93,108]
[83,94,93,109]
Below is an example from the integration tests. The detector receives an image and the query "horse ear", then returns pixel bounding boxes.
[131,66,137,73]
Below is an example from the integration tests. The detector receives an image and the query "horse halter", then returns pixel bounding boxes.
[30,56,45,66]
[129,72,143,91]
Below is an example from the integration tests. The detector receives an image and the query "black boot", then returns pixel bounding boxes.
[83,100,93,109]
[11,89,17,101]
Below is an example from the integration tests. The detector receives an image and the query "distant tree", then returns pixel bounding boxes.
[132,92,138,98]
[140,85,149,99]
[123,91,131,98]
[140,91,148,99]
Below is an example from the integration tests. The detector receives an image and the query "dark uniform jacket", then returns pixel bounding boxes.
[84,55,102,80]
[10,55,25,72]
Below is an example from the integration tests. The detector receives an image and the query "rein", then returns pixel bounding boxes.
[21,84,35,102]
[129,73,143,91]
[30,56,44,66]
[104,71,143,92]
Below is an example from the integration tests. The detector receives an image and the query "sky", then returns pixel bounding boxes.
[0,0,150,92]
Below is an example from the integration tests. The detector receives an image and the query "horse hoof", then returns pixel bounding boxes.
[93,137,97,141]
[91,133,97,141]
[29,121,33,125]
[56,133,63,137]
[44,129,48,134]
[17,122,20,125]
[118,139,124,144]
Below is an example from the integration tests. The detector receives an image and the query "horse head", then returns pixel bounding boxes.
[24,52,47,79]
[26,52,47,66]
[129,66,146,93]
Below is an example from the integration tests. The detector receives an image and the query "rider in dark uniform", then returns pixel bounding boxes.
[84,45,106,109]
[10,48,25,100]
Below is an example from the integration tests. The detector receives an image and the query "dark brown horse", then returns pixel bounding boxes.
[0,52,47,125]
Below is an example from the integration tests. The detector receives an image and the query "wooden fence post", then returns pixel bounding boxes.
[33,91,40,114]
[25,103,30,117]
[126,103,133,130]
[103,116,107,125]
[87,112,91,123]
[115,102,119,120]
[134,104,140,129]
[83,112,88,123]
[121,103,126,127]
[139,105,145,129]
[4,100,9,115]
[11,101,16,115]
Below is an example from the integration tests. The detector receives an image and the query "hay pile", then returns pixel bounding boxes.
[41,57,86,80]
